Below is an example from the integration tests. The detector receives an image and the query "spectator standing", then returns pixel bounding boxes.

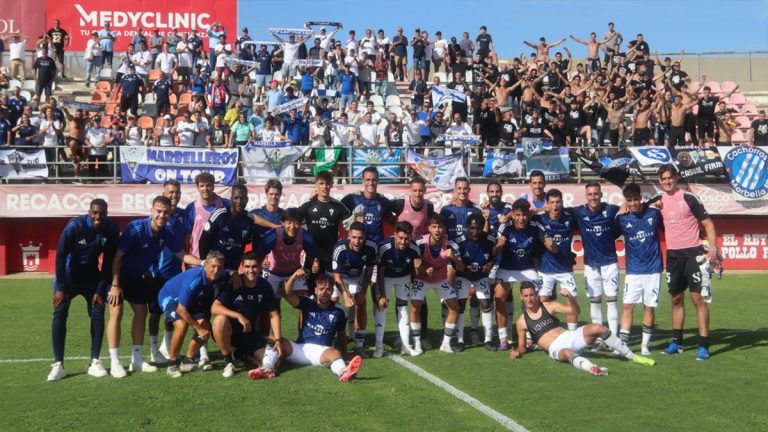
[47,19,69,79]
[98,22,117,69]
[119,65,144,117]
[150,30,164,66]
[207,22,227,63]
[83,32,102,87]
[6,33,28,81]
[34,47,57,98]
[391,27,408,82]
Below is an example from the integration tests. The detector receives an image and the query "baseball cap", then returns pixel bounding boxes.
[242,27,249,32]
[164,114,172,120]
[320,27,326,31]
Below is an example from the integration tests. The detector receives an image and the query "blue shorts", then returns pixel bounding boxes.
[161,298,209,323]
[255,74,270,87]
[413,56,427,70]
[230,318,268,354]
[112,276,150,306]
[52,277,98,299]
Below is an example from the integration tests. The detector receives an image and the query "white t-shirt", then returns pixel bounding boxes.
[433,39,448,59]
[117,52,132,74]
[124,126,144,146]
[86,127,110,155]
[331,123,351,146]
[176,42,193,67]
[9,40,25,60]
[155,53,178,75]
[359,37,377,57]
[157,126,175,147]
[215,53,228,69]
[310,121,326,147]
[176,120,198,146]
[39,119,61,147]
[282,42,300,64]
[85,39,103,59]
[403,115,424,145]
[260,128,281,142]
[358,122,378,147]
[131,51,152,75]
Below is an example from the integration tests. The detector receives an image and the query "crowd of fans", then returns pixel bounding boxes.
[0,20,766,182]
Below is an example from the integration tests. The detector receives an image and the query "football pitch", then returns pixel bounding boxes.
[1,275,766,432]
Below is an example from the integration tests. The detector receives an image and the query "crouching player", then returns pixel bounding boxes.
[158,251,233,377]
[279,269,363,382]
[510,282,655,375]
[212,252,283,379]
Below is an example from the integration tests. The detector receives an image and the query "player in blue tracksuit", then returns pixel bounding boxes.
[616,183,664,355]
[450,213,500,351]
[341,167,394,244]
[531,189,578,329]
[439,177,483,241]
[106,196,195,379]
[48,199,120,381]
[198,184,256,271]
[573,182,621,336]
[158,251,233,377]
[249,179,286,250]
[280,269,363,382]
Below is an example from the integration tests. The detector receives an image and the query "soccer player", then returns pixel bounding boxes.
[375,221,422,357]
[158,251,232,377]
[148,180,187,364]
[341,166,394,244]
[493,199,547,350]
[573,182,621,338]
[280,269,363,382]
[531,189,579,329]
[451,213,499,351]
[392,177,434,238]
[48,199,119,381]
[510,282,655,375]
[107,196,197,378]
[198,184,255,271]
[521,170,548,209]
[332,222,378,356]
[250,179,285,249]
[648,164,719,360]
[413,214,464,354]
[212,252,282,378]
[439,177,483,241]
[617,184,662,355]
[482,181,512,234]
[185,172,230,263]
[255,208,316,298]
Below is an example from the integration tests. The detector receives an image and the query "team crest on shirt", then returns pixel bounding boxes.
[257,295,262,302]
[100,237,107,245]
[329,208,335,215]
[329,315,336,321]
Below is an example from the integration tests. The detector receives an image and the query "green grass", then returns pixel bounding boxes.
[1,275,766,432]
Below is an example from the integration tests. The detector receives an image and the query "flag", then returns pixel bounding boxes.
[0,148,48,179]
[519,137,553,157]
[241,141,308,184]
[669,145,725,179]
[314,146,342,175]
[524,148,570,181]
[274,97,308,114]
[629,146,673,166]
[407,150,467,191]
[431,86,467,107]
[483,149,525,178]
[351,148,402,182]
[720,146,768,200]
[224,57,258,68]
[578,149,643,186]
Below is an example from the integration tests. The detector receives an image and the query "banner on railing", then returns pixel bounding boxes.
[431,86,467,107]
[720,145,768,201]
[483,147,569,181]
[629,146,674,166]
[119,146,238,185]
[0,148,48,179]
[351,148,402,183]
[519,137,553,157]
[407,150,467,191]
[241,141,308,184]
[669,145,725,179]
[483,150,524,178]
[578,149,643,186]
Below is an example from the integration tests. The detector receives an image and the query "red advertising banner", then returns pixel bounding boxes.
[46,0,238,51]
[0,0,46,46]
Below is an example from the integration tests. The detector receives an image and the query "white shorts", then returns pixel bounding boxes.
[263,270,307,298]
[286,340,329,367]
[539,272,578,297]
[411,279,456,301]
[495,268,540,287]
[623,273,661,308]
[379,276,411,301]
[456,277,491,300]
[584,263,619,298]
[548,327,588,360]
[332,275,365,300]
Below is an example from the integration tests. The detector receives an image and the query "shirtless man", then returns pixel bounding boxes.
[509,68,545,112]
[668,90,699,146]
[523,37,566,65]
[61,105,90,178]
[509,282,655,375]
[631,96,660,146]
[595,96,639,146]
[570,32,611,73]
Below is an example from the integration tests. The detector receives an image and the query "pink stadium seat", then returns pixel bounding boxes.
[731,129,747,143]
[689,81,701,93]
[727,92,747,105]
[704,81,722,94]
[725,104,740,113]
[721,81,737,94]
[742,103,759,115]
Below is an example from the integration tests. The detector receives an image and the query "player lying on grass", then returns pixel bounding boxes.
[248,269,362,382]
[510,282,655,375]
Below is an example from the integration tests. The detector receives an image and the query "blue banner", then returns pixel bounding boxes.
[352,148,402,183]
[119,146,239,185]
[721,146,768,200]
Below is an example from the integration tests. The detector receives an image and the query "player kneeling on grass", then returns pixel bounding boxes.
[158,251,234,378]
[510,282,655,376]
[273,269,362,382]
[213,252,283,379]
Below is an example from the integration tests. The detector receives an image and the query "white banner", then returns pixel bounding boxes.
[431,86,467,107]
[241,142,308,184]
[296,59,324,67]
[629,146,674,166]
[224,57,258,68]
[0,148,48,179]
[274,97,308,114]
[406,150,467,191]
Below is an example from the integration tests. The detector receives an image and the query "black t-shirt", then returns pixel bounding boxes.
[412,39,426,58]
[386,122,404,146]
[47,28,68,49]
[298,198,350,268]
[409,80,428,105]
[669,70,689,89]
[633,41,650,56]
[697,96,719,121]
[565,108,585,130]
[498,120,517,142]
[33,56,57,83]
[752,119,768,144]
[217,277,277,323]
[550,124,569,146]
[478,108,497,137]
[476,34,492,52]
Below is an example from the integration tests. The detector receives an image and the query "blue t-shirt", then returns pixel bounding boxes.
[332,238,378,279]
[439,202,483,241]
[573,203,620,266]
[153,78,172,102]
[249,206,284,247]
[151,208,187,280]
[199,207,255,271]
[338,73,357,95]
[496,221,540,271]
[216,275,277,322]
[120,73,143,96]
[8,96,26,117]
[0,120,10,145]
[158,267,229,315]
[392,35,408,57]
[98,30,116,51]
[617,207,663,275]
[118,216,181,278]
[300,71,315,92]
[55,214,120,294]
[341,193,393,244]
[295,296,347,346]
[532,210,576,274]
[377,238,421,278]
[487,202,512,235]
[451,234,495,281]
[255,51,272,75]
[284,115,309,143]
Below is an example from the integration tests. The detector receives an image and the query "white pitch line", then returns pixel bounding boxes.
[0,355,132,364]
[390,355,529,432]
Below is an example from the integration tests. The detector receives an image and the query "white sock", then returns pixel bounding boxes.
[567,322,578,331]
[498,327,508,342]
[606,300,618,336]
[374,309,386,345]
[396,306,410,347]
[149,335,159,352]
[162,330,172,352]
[131,345,143,365]
[641,325,653,348]
[570,354,597,373]
[410,322,422,348]
[469,305,480,330]
[481,311,494,343]
[456,313,465,343]
[262,346,279,369]
[109,348,121,364]
[590,301,603,325]
[199,342,209,360]
[442,322,456,345]
[602,330,634,360]
[330,359,346,376]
